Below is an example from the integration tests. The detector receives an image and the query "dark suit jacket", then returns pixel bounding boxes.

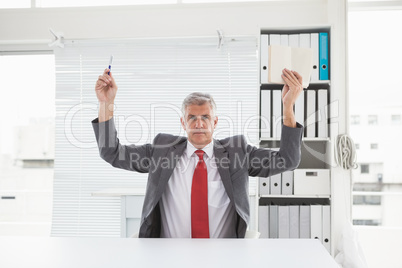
[92,117,303,238]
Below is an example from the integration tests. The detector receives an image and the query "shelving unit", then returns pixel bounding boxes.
[257,26,333,253]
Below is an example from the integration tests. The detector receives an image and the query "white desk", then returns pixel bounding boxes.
[0,237,339,268]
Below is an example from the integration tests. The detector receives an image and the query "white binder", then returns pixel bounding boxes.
[260,90,271,139]
[278,206,290,238]
[259,177,270,195]
[299,33,311,48]
[269,205,279,238]
[310,205,323,243]
[260,34,269,84]
[289,34,299,48]
[269,34,281,45]
[322,205,331,252]
[270,173,282,195]
[295,90,305,130]
[289,205,300,238]
[293,169,330,196]
[272,90,282,138]
[281,171,293,195]
[299,205,310,238]
[280,34,289,46]
[306,90,316,137]
[317,89,328,138]
[258,206,269,238]
[311,33,319,81]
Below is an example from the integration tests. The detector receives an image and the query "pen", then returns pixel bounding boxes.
[108,55,113,75]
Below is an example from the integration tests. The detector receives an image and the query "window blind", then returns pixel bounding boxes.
[52,36,258,237]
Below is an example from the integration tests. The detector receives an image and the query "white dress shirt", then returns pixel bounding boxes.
[159,140,237,238]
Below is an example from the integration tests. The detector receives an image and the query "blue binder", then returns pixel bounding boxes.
[319,32,329,80]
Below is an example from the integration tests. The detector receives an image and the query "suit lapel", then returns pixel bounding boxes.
[156,138,187,198]
[213,139,235,203]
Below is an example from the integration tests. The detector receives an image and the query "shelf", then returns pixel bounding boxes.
[309,80,330,84]
[259,139,331,169]
[302,137,330,142]
[259,196,331,206]
[260,137,330,142]
[258,24,335,254]
[260,195,330,199]
[261,26,331,35]
[306,82,331,90]
[260,82,330,90]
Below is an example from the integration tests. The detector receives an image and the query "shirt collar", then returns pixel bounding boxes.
[185,139,214,159]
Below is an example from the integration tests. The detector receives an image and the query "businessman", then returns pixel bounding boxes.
[92,68,304,238]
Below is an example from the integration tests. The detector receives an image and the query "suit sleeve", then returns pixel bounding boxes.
[246,122,303,177]
[92,117,155,173]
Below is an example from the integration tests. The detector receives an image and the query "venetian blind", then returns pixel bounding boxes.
[52,36,258,237]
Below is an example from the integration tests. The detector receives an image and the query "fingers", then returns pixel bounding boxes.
[98,75,109,84]
[282,84,289,98]
[96,69,113,88]
[281,68,299,86]
[109,72,118,89]
[292,70,303,81]
[95,78,105,89]
[282,73,296,88]
[96,78,108,89]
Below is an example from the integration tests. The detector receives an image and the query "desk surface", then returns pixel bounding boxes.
[0,237,339,268]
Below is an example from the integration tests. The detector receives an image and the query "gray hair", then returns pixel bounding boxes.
[181,92,217,118]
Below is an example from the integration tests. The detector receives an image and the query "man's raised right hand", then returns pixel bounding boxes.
[95,69,118,103]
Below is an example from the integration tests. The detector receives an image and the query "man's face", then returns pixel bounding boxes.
[180,103,218,149]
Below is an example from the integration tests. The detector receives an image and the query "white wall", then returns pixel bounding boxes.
[0,2,327,44]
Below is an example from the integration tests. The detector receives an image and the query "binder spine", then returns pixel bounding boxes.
[311,33,319,81]
[258,206,269,238]
[260,34,269,84]
[319,32,329,80]
[260,90,271,139]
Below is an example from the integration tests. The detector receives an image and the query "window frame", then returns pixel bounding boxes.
[0,49,56,237]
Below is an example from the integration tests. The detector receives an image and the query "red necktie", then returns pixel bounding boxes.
[191,150,210,238]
